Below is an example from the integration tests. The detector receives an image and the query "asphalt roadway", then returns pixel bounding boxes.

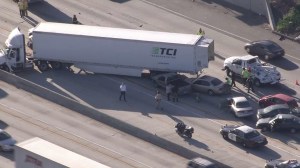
[0,0,300,168]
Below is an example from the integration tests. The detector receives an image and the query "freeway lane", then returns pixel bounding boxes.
[0,0,300,167]
[0,81,188,168]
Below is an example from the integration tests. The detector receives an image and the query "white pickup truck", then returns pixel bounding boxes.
[223,55,281,87]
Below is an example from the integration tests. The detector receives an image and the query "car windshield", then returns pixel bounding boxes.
[247,58,260,65]
[166,75,179,82]
[211,78,222,86]
[0,131,11,141]
[287,100,298,108]
[244,130,260,139]
[236,101,250,108]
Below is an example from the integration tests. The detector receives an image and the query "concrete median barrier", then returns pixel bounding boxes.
[0,70,230,167]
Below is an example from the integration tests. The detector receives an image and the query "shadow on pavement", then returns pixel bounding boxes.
[0,89,8,100]
[267,57,299,71]
[110,0,131,3]
[28,1,72,23]
[201,0,267,26]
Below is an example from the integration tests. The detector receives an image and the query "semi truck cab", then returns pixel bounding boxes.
[1,28,33,72]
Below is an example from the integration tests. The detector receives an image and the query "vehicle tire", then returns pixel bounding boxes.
[245,46,251,54]
[50,61,62,70]
[222,133,228,140]
[242,142,247,148]
[261,126,268,132]
[37,61,49,72]
[290,128,296,134]
[187,133,192,139]
[254,78,261,87]
[264,55,270,61]
[2,65,10,72]
[270,126,276,132]
[208,90,214,96]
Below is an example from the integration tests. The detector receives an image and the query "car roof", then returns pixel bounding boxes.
[191,157,215,166]
[236,125,255,133]
[199,75,216,81]
[232,97,248,102]
[263,94,294,102]
[252,40,275,45]
[238,55,258,61]
[264,104,289,111]
[276,114,300,119]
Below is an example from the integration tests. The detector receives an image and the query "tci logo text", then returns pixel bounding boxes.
[152,47,177,56]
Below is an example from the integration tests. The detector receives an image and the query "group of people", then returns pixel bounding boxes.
[225,67,254,93]
[155,85,179,110]
[119,82,178,110]
[17,0,29,18]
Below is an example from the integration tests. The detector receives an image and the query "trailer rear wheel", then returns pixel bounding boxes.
[2,65,10,72]
[50,61,62,70]
[37,61,49,71]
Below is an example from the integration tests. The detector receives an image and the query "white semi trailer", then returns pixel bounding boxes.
[1,22,214,77]
[14,137,111,168]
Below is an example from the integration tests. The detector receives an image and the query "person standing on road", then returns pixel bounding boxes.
[18,0,24,17]
[172,85,179,102]
[155,90,162,110]
[242,68,250,86]
[119,82,127,102]
[72,15,78,24]
[231,72,236,87]
[247,77,255,93]
[23,0,28,17]
[166,84,172,101]
[197,28,205,35]
[225,77,232,86]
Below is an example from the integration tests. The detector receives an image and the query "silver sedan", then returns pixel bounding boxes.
[190,75,230,95]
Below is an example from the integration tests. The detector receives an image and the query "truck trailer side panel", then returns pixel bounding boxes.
[32,23,213,76]
[14,137,111,168]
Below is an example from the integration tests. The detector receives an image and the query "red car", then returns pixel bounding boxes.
[259,94,298,109]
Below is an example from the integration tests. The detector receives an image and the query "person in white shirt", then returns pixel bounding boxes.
[119,83,127,101]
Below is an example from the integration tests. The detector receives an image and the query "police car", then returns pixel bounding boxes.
[264,159,300,168]
[220,125,268,148]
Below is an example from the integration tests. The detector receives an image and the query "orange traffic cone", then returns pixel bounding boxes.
[296,80,300,86]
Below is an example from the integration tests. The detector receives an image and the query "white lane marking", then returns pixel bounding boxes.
[106,76,300,158]
[0,102,153,168]
[140,0,300,61]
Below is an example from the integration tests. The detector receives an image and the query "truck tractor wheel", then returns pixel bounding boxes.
[254,78,261,87]
[290,128,296,134]
[2,65,10,72]
[264,55,270,61]
[50,61,62,70]
[261,126,268,132]
[208,90,214,96]
[38,61,49,72]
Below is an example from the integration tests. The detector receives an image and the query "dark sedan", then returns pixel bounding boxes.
[220,125,267,148]
[257,104,290,119]
[256,114,300,133]
[244,40,285,60]
[265,159,300,168]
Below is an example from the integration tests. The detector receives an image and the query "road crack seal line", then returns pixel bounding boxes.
[0,102,152,168]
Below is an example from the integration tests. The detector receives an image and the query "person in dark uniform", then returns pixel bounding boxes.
[72,15,78,24]
[231,72,236,87]
[247,77,255,93]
